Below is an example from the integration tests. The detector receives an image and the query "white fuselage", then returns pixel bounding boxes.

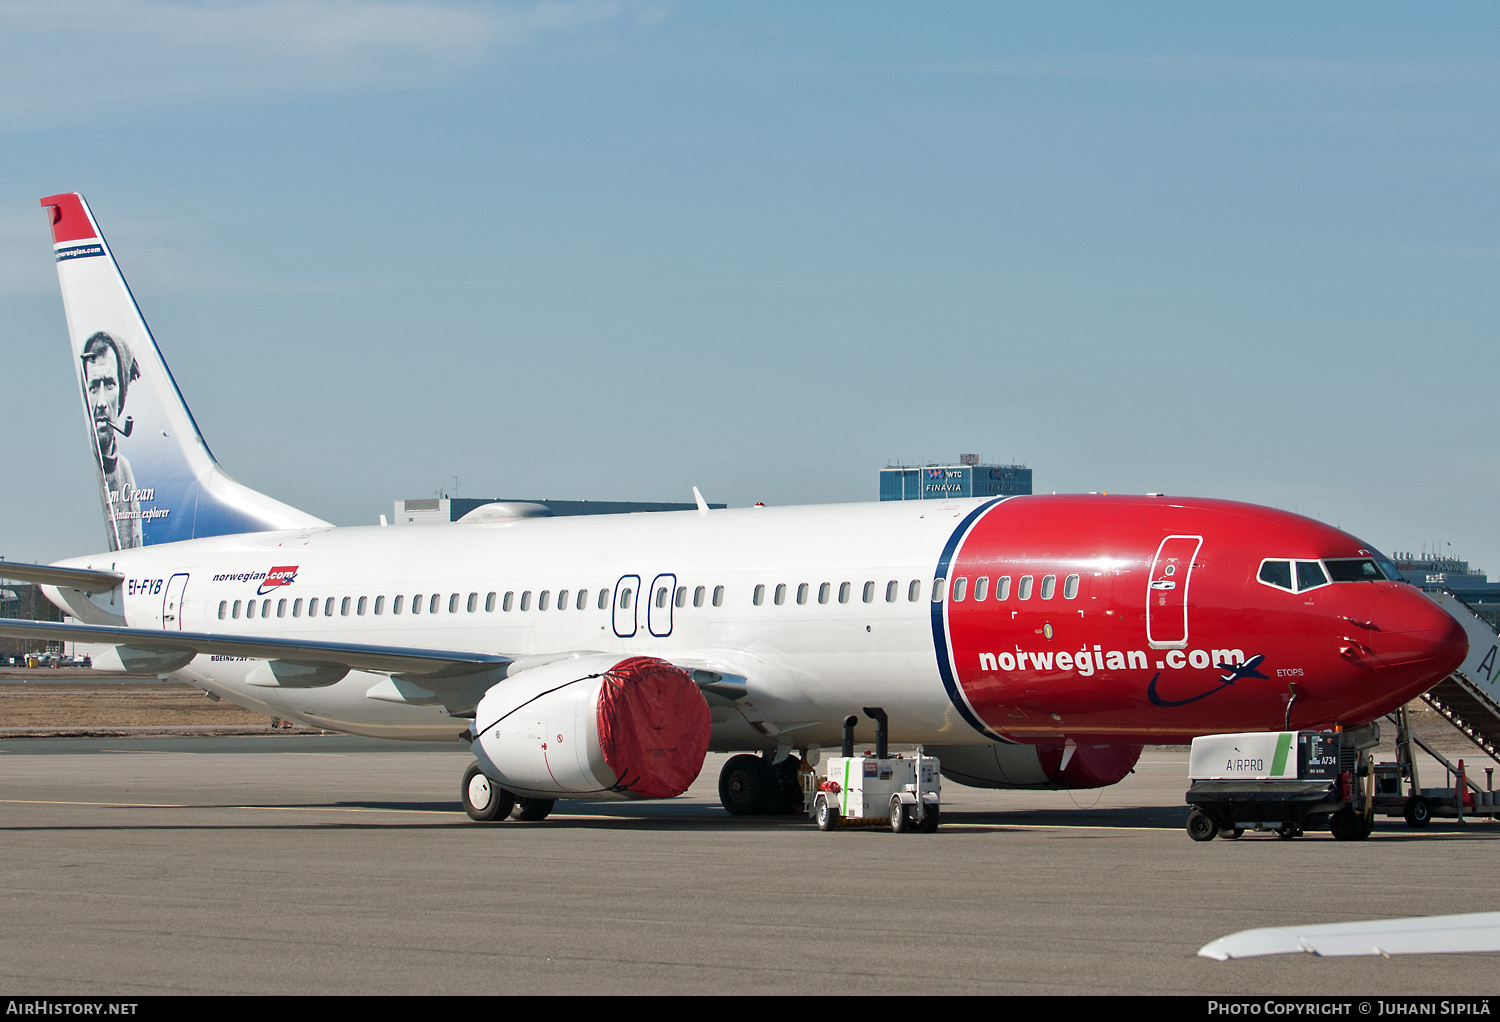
[56,499,985,745]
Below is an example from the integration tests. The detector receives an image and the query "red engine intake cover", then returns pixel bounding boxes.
[596,656,712,799]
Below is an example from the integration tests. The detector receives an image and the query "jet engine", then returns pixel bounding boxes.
[471,653,711,800]
[931,741,1142,790]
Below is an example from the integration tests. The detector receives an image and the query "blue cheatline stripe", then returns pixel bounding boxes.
[56,243,104,261]
[930,497,1011,742]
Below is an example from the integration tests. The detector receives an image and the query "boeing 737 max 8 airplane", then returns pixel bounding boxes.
[0,193,1468,823]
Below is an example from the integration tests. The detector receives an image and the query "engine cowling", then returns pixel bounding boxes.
[471,653,711,801]
[932,741,1142,790]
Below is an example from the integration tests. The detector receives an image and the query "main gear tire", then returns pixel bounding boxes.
[511,797,555,822]
[462,762,515,823]
[719,754,774,816]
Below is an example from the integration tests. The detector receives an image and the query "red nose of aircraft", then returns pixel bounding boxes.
[1339,585,1468,721]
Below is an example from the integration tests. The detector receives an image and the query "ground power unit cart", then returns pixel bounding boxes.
[805,709,941,833]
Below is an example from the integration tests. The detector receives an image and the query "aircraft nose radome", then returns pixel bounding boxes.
[1368,587,1469,679]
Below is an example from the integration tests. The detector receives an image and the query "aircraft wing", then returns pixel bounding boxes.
[1199,911,1500,959]
[0,618,510,679]
[0,561,123,592]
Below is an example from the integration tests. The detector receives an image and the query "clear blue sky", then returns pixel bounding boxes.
[2,2,1497,572]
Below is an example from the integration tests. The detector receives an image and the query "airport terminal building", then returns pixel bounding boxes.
[879,455,1032,502]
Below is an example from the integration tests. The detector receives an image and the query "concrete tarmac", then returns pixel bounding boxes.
[1,735,1498,996]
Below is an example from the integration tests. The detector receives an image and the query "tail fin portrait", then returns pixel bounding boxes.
[41,193,328,550]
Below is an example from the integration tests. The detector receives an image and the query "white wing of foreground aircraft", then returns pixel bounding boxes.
[0,193,1468,824]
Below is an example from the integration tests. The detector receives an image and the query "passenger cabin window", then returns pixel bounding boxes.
[557,590,569,612]
[218,601,227,620]
[293,598,303,617]
[539,591,550,611]
[819,583,831,605]
[1063,574,1080,599]
[951,577,967,602]
[597,589,609,610]
[357,597,367,616]
[861,581,874,604]
[503,592,515,612]
[278,599,287,618]
[521,591,532,612]
[393,595,403,615]
[693,586,705,608]
[775,584,787,606]
[429,594,440,614]
[907,580,921,602]
[796,583,808,605]
[753,585,765,606]
[713,586,724,607]
[576,590,588,611]
[931,578,947,603]
[674,586,686,609]
[1040,575,1056,600]
[468,593,478,613]
[996,576,1011,601]
[973,576,989,602]
[374,596,385,615]
[341,597,351,616]
[886,581,898,603]
[485,592,496,612]
[655,587,668,609]
[1018,575,1034,601]
[449,593,460,613]
[839,582,851,604]
[324,598,335,617]
[412,594,423,614]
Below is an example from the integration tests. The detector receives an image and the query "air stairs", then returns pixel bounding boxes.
[1418,590,1500,766]
[1375,590,1500,821]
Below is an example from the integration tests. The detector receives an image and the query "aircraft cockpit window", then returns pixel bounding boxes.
[1295,561,1329,592]
[1063,574,1080,599]
[1324,559,1383,582]
[1257,560,1294,592]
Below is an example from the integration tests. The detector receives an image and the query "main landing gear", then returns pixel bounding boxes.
[461,761,554,824]
[718,752,803,816]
